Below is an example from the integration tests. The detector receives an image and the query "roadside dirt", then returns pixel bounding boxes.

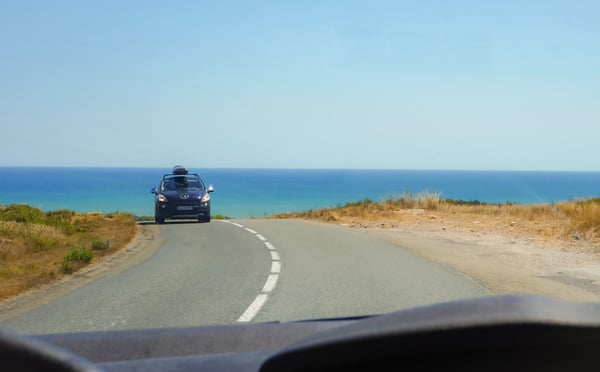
[335,210,600,301]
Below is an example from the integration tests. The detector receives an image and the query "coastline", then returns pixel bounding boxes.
[2,167,600,219]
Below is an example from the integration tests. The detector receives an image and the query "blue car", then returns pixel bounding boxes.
[151,166,214,223]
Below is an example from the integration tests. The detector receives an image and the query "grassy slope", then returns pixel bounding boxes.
[0,205,137,301]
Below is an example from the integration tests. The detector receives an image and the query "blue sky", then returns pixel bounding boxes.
[1,1,599,170]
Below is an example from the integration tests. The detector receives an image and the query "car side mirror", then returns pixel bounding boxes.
[207,185,214,193]
[151,187,158,194]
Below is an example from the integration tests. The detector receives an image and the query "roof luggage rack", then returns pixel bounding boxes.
[172,165,188,175]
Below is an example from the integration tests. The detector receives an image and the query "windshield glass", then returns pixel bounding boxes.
[161,176,204,191]
[0,1,599,336]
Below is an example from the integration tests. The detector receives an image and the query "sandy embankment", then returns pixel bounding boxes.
[335,209,600,302]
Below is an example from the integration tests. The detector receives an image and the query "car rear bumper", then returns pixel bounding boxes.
[156,203,210,219]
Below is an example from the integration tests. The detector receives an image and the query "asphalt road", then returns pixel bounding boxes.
[1,219,489,334]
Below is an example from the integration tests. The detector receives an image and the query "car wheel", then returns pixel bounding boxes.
[198,215,211,223]
[155,214,165,224]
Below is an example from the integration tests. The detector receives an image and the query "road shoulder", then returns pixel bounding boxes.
[302,219,600,302]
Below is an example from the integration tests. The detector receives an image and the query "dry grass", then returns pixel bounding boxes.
[270,194,600,248]
[0,205,137,301]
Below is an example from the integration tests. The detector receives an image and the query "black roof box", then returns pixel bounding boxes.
[172,165,188,175]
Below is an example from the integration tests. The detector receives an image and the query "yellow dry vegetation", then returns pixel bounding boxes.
[0,207,137,301]
[271,195,600,248]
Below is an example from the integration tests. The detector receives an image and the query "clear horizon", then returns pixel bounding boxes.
[1,165,599,173]
[1,1,599,171]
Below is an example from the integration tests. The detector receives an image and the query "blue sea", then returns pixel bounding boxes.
[0,167,598,218]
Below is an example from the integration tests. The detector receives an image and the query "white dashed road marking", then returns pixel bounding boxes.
[271,261,281,273]
[261,274,279,293]
[237,294,268,323]
[219,220,281,322]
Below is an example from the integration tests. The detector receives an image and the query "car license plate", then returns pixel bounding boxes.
[177,206,194,211]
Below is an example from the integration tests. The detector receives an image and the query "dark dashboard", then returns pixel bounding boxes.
[3,295,600,371]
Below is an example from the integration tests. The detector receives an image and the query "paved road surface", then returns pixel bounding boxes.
[1,219,489,334]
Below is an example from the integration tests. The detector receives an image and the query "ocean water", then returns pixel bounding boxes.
[0,167,599,218]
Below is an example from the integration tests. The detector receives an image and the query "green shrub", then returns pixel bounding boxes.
[61,248,93,274]
[134,215,155,221]
[64,248,93,263]
[46,209,76,219]
[443,198,485,206]
[0,204,45,223]
[61,262,74,274]
[91,238,109,250]
[344,198,374,208]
